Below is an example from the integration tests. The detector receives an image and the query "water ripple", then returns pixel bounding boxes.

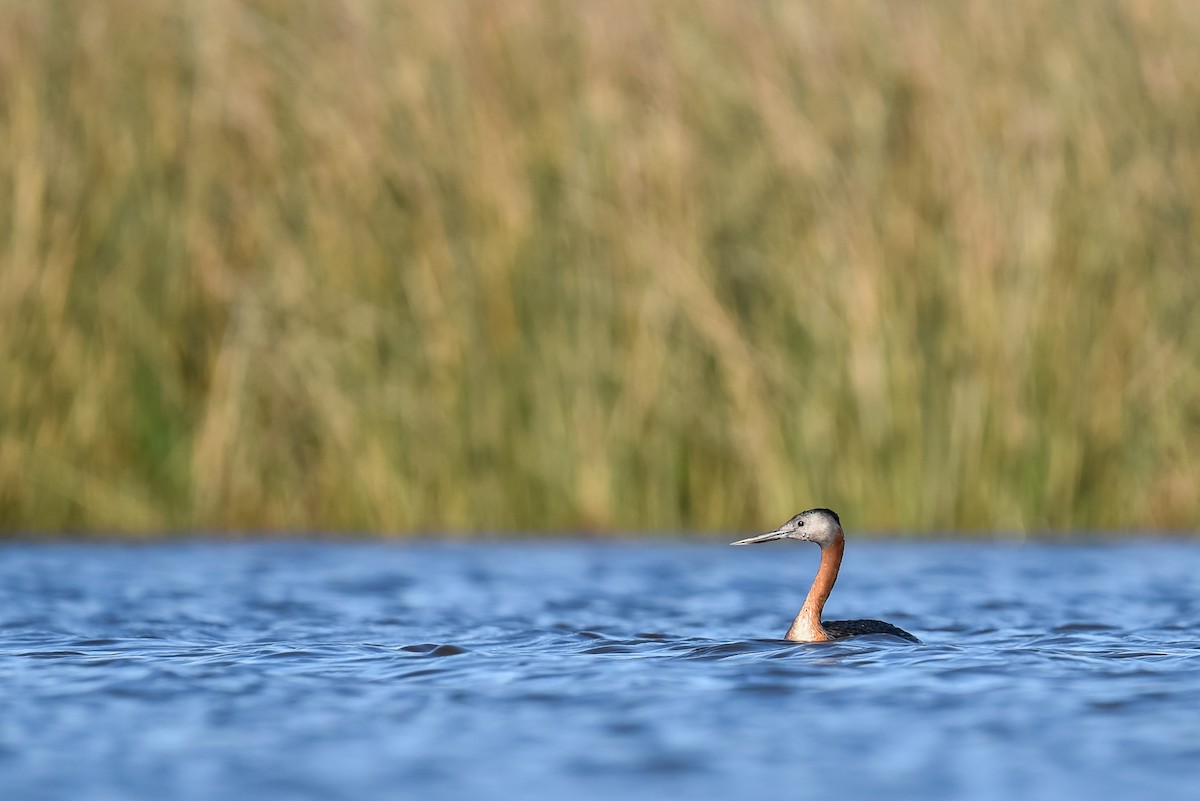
[2,540,1199,801]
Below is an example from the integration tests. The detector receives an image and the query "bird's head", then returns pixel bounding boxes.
[730,507,844,547]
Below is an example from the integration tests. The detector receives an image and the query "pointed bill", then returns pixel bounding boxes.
[730,528,790,546]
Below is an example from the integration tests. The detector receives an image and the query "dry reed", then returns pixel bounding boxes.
[1,0,1198,534]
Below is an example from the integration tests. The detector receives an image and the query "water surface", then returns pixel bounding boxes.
[2,540,1198,801]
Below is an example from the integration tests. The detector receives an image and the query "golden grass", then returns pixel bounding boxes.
[2,0,1199,534]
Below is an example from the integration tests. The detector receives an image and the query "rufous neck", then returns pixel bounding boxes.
[786,534,845,642]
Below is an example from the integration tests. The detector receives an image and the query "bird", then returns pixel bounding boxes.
[731,507,919,643]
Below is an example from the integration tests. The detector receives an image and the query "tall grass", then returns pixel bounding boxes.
[1,0,1198,535]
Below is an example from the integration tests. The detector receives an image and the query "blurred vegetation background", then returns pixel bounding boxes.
[1,0,1198,536]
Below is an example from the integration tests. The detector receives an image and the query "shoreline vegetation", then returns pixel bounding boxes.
[2,1,1199,536]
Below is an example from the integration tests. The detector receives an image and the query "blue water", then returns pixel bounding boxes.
[2,539,1199,801]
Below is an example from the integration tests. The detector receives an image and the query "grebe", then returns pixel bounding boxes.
[731,508,919,643]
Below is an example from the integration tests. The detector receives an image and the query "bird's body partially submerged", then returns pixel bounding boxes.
[821,619,919,641]
[732,508,919,644]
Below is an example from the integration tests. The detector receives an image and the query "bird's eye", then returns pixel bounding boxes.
[798,521,804,526]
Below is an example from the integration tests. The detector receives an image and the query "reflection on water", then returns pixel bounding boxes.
[1,540,1199,800]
